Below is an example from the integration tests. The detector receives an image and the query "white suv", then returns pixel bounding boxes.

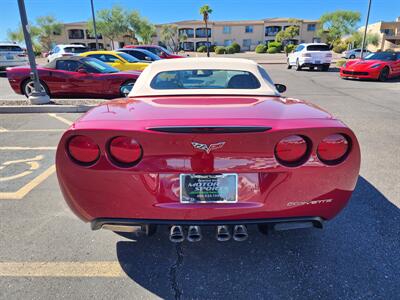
[47,44,88,62]
[287,43,332,71]
[0,43,28,70]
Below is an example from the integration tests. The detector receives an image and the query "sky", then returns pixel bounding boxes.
[1,0,399,41]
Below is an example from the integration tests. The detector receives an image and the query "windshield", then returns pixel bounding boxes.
[364,52,397,61]
[117,52,140,63]
[306,45,330,51]
[150,69,261,90]
[83,58,119,73]
[64,47,88,53]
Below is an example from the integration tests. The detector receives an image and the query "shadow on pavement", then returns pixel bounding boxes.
[116,176,400,299]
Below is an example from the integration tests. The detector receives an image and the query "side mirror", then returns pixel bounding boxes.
[275,83,286,93]
[77,68,87,74]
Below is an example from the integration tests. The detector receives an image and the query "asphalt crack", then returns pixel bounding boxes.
[169,243,184,300]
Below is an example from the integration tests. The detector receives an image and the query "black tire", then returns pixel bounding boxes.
[286,59,292,69]
[378,67,390,82]
[322,64,330,71]
[120,80,136,97]
[309,66,315,71]
[296,59,302,71]
[349,55,356,59]
[21,79,50,98]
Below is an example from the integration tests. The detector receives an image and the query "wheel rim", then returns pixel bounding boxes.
[380,69,389,80]
[24,81,45,97]
[120,81,135,97]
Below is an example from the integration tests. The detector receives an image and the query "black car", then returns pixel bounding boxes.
[117,48,161,62]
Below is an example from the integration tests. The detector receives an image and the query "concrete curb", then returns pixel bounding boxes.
[0,105,95,114]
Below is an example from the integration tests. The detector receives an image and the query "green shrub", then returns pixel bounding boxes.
[284,44,296,54]
[231,42,241,53]
[268,41,282,51]
[215,46,226,54]
[385,48,394,52]
[225,46,235,54]
[336,59,347,67]
[196,45,207,53]
[209,45,216,52]
[332,43,347,54]
[267,47,279,54]
[255,44,267,53]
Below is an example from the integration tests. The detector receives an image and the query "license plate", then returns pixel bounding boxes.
[180,174,238,203]
[6,55,13,60]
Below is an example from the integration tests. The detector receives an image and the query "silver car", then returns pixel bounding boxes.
[342,48,371,59]
[0,43,28,70]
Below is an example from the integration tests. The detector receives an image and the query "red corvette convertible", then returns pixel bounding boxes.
[340,51,400,81]
[7,56,141,98]
[56,58,360,243]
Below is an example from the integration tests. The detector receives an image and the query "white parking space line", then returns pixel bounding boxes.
[0,127,8,132]
[0,129,65,133]
[0,146,57,150]
[47,113,73,126]
[0,261,123,277]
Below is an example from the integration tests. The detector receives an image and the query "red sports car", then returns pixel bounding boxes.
[340,51,400,81]
[56,58,360,243]
[123,45,186,59]
[7,56,141,98]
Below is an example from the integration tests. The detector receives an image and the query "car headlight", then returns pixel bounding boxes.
[370,63,381,69]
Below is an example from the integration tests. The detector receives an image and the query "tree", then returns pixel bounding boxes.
[275,19,300,45]
[347,31,380,48]
[126,11,156,44]
[318,10,361,44]
[199,5,212,57]
[36,16,62,51]
[160,24,178,52]
[88,6,129,49]
[8,23,43,53]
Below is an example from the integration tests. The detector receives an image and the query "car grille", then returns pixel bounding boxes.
[343,70,369,76]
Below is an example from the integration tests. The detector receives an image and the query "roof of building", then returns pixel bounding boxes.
[129,57,278,97]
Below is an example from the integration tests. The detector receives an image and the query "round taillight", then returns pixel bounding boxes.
[68,135,100,164]
[109,136,142,165]
[275,135,308,166]
[317,134,349,164]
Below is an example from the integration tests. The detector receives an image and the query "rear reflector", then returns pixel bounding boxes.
[275,135,308,166]
[68,135,100,164]
[317,134,349,164]
[109,136,142,165]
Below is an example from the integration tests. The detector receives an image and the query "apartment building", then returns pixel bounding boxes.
[361,17,400,51]
[154,18,321,51]
[50,22,136,50]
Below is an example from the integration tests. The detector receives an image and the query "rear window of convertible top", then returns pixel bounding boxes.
[150,69,261,89]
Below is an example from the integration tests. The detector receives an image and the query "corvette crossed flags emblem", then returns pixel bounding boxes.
[191,142,226,154]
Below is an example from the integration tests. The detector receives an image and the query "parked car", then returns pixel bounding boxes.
[56,58,360,243]
[117,48,161,62]
[47,44,88,62]
[340,51,400,81]
[6,56,140,98]
[80,50,150,71]
[287,43,332,71]
[342,48,371,59]
[124,45,185,59]
[0,43,27,70]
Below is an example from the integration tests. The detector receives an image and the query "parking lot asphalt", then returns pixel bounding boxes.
[0,65,399,299]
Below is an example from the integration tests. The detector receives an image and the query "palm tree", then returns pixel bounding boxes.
[199,5,212,57]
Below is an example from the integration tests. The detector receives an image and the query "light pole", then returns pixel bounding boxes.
[17,0,50,104]
[360,0,372,59]
[90,0,99,50]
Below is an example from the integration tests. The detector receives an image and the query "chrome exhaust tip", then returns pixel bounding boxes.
[169,225,185,243]
[216,225,231,242]
[233,225,248,242]
[187,226,202,242]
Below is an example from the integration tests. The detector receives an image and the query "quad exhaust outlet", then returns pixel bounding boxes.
[187,226,202,242]
[169,225,185,243]
[216,225,231,242]
[233,225,248,241]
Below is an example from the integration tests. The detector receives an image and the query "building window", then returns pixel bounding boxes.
[382,29,394,35]
[245,26,253,33]
[307,24,316,31]
[223,26,231,34]
[195,28,211,38]
[178,28,194,38]
[265,26,281,36]
[224,40,232,47]
[68,29,85,39]
[243,39,252,49]
[180,42,194,51]
[86,30,102,39]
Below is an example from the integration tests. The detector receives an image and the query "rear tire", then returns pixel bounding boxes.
[349,55,355,59]
[378,67,389,82]
[287,59,292,69]
[309,66,315,71]
[22,79,49,98]
[296,59,302,71]
[120,80,136,97]
[322,64,330,71]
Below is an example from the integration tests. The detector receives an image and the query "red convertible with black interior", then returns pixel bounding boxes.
[340,51,400,81]
[7,56,141,98]
[56,58,360,243]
